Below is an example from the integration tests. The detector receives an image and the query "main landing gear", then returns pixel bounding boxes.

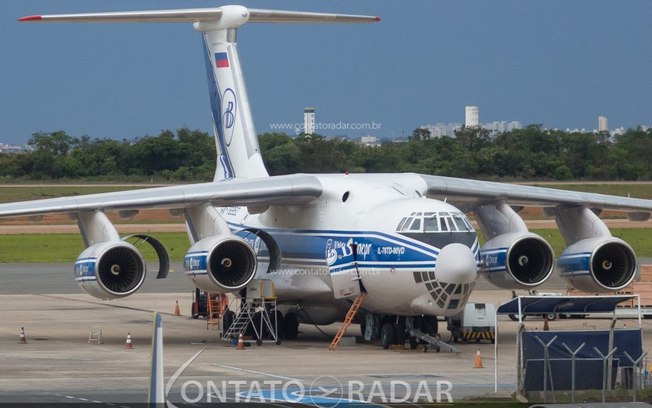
[365,315,456,352]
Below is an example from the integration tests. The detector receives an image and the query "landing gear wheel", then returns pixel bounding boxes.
[396,317,406,346]
[381,323,396,350]
[409,336,418,350]
[283,312,299,340]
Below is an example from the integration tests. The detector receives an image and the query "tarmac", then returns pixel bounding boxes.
[2,264,652,406]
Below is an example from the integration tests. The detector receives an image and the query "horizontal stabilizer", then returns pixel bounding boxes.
[19,7,379,24]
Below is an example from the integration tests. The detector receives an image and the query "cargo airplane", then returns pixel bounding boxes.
[8,5,652,349]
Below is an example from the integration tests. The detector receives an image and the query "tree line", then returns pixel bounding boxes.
[1,125,651,181]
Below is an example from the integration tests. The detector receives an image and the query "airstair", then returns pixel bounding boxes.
[408,328,460,353]
[222,301,256,339]
[329,292,367,350]
[222,279,280,345]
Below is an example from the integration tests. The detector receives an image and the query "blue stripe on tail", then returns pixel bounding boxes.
[202,36,235,179]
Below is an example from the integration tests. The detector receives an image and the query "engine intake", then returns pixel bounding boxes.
[558,237,637,292]
[75,241,146,300]
[185,235,257,293]
[480,232,555,289]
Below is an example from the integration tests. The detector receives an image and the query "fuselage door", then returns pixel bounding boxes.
[326,238,362,299]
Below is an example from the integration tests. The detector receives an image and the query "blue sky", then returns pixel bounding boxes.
[2,1,651,144]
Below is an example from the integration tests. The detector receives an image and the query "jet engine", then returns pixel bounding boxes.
[558,237,637,292]
[184,235,257,293]
[480,232,555,289]
[74,241,146,300]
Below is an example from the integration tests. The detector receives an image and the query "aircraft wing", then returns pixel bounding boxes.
[0,174,322,218]
[18,8,379,24]
[420,174,652,216]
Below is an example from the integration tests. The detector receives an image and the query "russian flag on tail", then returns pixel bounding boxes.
[215,52,229,68]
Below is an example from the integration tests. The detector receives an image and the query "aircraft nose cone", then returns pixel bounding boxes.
[436,243,477,284]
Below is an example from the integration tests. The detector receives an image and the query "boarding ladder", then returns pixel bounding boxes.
[408,328,460,353]
[329,292,367,350]
[206,293,227,331]
[223,300,256,340]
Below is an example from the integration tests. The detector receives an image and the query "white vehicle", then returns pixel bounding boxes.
[6,5,651,348]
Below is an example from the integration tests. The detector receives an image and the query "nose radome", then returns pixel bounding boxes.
[436,243,477,284]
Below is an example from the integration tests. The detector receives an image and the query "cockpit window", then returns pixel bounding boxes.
[397,217,410,231]
[453,214,468,231]
[396,211,474,233]
[424,216,438,232]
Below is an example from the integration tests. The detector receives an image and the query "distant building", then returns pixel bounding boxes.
[421,123,462,138]
[0,143,24,153]
[304,107,316,135]
[482,121,522,134]
[465,106,479,128]
[598,116,608,132]
[360,135,380,147]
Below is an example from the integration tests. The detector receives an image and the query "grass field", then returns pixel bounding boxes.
[527,182,652,199]
[0,232,190,263]
[1,229,651,263]
[0,185,152,203]
[531,228,652,257]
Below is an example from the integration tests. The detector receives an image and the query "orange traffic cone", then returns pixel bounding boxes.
[174,300,181,316]
[124,332,134,349]
[473,349,484,368]
[18,327,27,344]
[236,333,245,350]
[543,315,550,331]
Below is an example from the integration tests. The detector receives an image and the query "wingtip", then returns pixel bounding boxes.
[18,15,42,22]
[374,16,381,22]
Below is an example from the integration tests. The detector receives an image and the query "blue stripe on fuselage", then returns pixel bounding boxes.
[230,223,451,273]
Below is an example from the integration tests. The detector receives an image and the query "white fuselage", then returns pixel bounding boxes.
[218,173,480,324]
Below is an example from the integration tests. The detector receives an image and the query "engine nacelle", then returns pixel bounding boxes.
[184,235,257,293]
[74,241,146,300]
[558,237,637,292]
[480,232,555,289]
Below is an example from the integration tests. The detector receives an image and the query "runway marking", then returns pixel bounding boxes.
[210,363,303,383]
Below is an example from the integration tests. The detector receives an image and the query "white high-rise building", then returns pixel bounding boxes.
[465,106,479,128]
[304,107,316,135]
[598,116,608,132]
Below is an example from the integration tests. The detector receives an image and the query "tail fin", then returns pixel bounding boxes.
[19,5,379,180]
